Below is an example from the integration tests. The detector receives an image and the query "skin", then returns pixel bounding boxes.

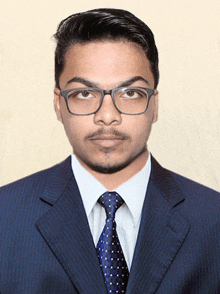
[54,40,158,190]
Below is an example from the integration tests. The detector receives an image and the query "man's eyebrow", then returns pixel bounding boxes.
[66,76,150,88]
[66,77,97,88]
[119,76,150,87]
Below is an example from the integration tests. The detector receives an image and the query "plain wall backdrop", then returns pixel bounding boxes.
[0,0,220,191]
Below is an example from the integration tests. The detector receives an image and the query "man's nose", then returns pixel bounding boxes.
[93,94,122,126]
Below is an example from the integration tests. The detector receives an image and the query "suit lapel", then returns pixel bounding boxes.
[36,157,107,294]
[126,157,190,294]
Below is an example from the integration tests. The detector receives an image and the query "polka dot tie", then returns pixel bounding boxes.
[96,192,129,293]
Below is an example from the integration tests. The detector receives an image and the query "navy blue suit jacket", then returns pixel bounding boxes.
[1,156,220,293]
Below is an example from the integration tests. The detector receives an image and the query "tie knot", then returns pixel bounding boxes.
[98,191,124,219]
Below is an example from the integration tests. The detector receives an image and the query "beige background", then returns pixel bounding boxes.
[0,0,220,191]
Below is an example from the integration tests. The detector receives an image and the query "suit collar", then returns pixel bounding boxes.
[126,156,190,294]
[150,156,185,207]
[40,156,73,205]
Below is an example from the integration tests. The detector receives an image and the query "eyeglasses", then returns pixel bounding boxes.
[60,86,155,115]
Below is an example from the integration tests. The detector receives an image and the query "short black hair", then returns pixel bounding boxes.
[53,8,159,89]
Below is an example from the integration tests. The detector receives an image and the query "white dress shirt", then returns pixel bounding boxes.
[71,153,151,270]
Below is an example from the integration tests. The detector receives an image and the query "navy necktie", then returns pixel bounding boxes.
[96,191,129,293]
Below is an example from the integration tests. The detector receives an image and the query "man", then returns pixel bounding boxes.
[1,8,220,294]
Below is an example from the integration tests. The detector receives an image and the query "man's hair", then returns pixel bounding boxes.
[53,8,159,89]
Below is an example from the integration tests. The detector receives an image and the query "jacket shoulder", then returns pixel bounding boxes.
[170,169,220,197]
[0,157,72,196]
[151,155,219,196]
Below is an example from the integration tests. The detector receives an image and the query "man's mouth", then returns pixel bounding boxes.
[90,135,125,148]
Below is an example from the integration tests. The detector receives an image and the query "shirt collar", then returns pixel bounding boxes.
[71,154,106,217]
[116,156,151,227]
[71,154,151,227]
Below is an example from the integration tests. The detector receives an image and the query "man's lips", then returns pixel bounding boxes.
[89,135,125,148]
[90,135,125,140]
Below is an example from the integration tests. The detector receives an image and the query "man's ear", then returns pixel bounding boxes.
[54,88,63,123]
[152,90,158,123]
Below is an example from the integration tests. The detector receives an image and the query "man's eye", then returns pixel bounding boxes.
[125,90,138,98]
[122,90,143,99]
[68,90,95,99]
[77,91,93,99]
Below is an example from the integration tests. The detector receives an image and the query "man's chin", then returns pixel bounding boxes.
[86,161,129,174]
[75,145,148,174]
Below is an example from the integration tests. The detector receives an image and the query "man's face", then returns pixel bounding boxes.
[54,40,158,174]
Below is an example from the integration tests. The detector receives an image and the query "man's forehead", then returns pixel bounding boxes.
[64,39,147,60]
[59,40,154,90]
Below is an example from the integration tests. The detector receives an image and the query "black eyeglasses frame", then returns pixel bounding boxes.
[60,86,155,116]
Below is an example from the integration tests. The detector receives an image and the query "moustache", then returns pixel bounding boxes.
[85,128,130,141]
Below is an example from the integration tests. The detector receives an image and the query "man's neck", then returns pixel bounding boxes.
[75,150,149,190]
